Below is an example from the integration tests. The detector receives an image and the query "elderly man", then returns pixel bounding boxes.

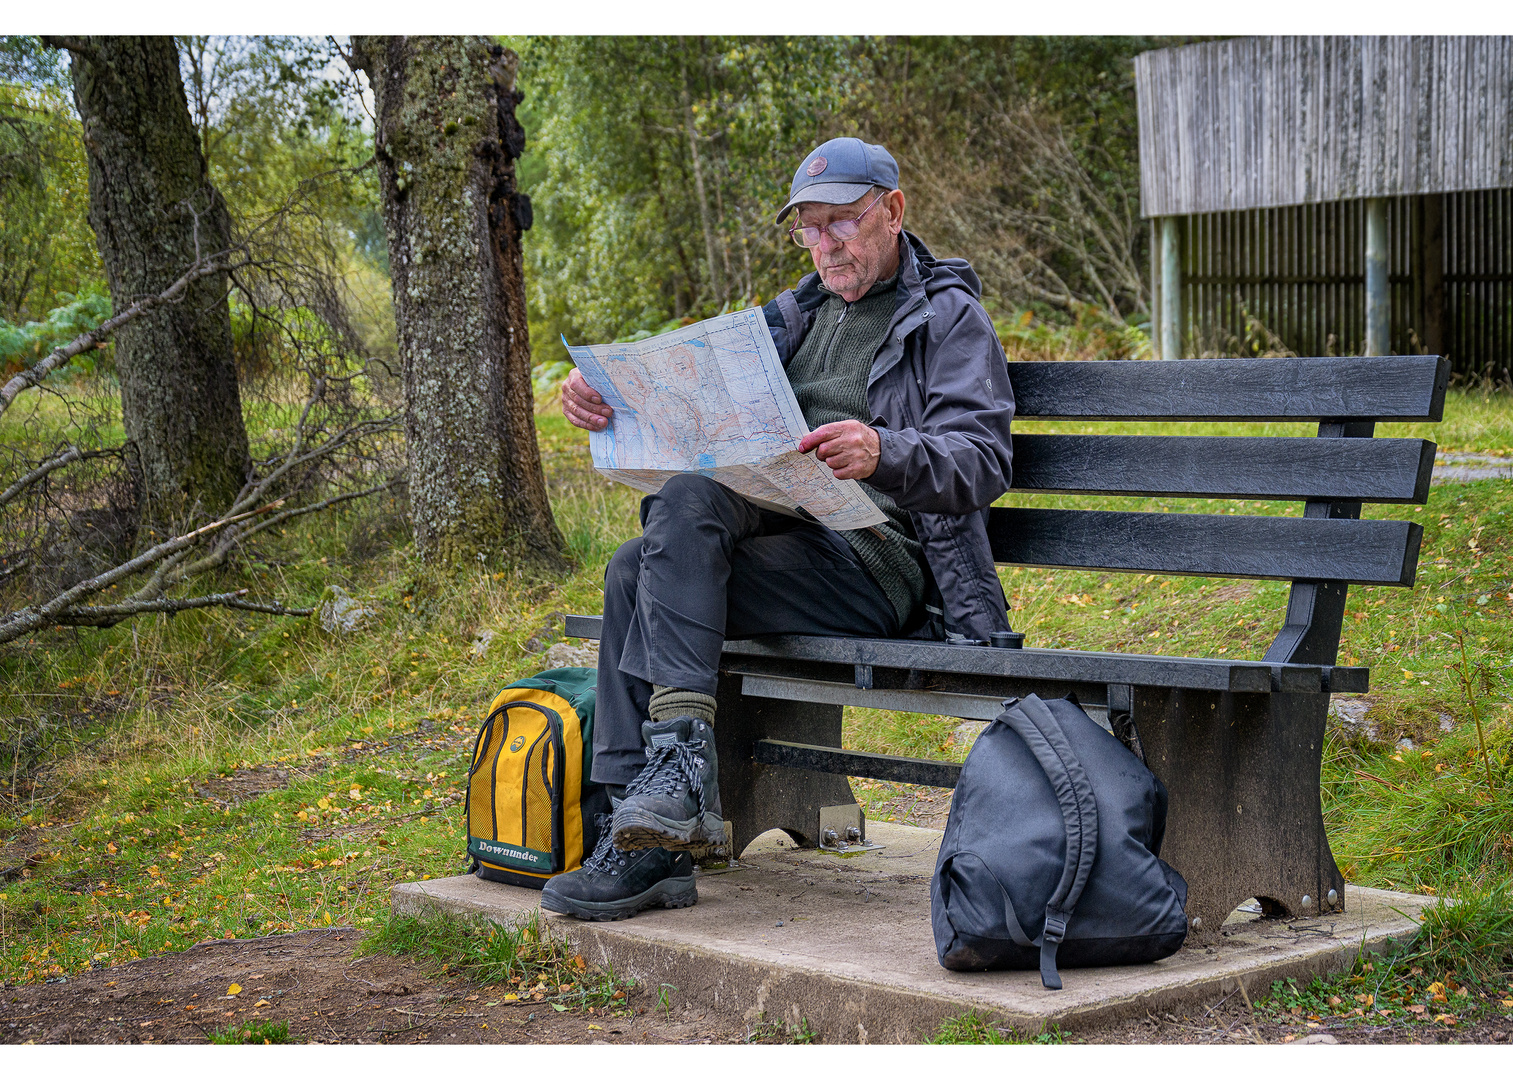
[543,137,1015,921]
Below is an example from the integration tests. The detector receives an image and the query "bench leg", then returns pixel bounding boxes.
[713,671,856,857]
[1132,687,1345,941]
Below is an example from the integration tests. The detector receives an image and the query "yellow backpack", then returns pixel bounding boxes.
[465,668,609,889]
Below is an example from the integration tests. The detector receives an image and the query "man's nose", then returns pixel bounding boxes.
[816,228,845,256]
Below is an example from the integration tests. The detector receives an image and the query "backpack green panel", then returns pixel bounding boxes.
[508,667,597,784]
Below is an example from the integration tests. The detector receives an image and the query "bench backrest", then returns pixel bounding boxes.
[996,354,1449,666]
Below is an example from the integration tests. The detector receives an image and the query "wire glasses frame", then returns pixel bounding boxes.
[787,190,888,248]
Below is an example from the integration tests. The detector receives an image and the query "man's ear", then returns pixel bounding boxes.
[887,189,906,233]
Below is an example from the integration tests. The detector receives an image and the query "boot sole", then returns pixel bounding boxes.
[540,874,698,922]
[611,806,728,853]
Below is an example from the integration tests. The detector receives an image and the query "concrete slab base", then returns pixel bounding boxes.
[393,822,1433,1044]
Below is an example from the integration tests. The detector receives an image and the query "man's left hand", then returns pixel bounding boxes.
[798,420,881,480]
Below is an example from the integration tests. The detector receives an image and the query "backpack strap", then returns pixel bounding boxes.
[999,695,1100,989]
[775,288,802,342]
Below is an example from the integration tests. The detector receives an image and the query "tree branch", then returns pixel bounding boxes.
[0,446,82,509]
[0,501,281,646]
[50,590,312,629]
[38,36,99,62]
[0,252,237,417]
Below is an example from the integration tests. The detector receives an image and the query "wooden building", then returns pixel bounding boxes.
[1135,36,1513,378]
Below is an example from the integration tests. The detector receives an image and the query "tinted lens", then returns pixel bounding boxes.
[790,226,821,248]
[827,219,861,241]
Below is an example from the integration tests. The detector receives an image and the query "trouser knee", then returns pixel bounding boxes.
[604,537,644,598]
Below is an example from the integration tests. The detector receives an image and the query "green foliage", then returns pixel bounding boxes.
[995,302,1152,362]
[0,283,111,373]
[0,78,104,323]
[207,1018,293,1044]
[516,36,852,362]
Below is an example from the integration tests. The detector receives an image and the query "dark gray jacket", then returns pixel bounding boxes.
[763,231,1015,641]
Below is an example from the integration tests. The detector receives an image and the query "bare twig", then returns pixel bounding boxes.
[0,501,280,646]
[0,446,82,508]
[0,254,239,417]
[51,590,314,628]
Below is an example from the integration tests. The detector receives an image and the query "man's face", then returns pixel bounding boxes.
[796,189,906,303]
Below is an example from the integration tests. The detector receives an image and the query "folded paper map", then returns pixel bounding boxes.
[565,308,887,530]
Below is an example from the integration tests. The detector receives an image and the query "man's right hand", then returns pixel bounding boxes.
[562,367,613,431]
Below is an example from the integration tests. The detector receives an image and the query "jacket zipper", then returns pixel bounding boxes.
[821,300,850,373]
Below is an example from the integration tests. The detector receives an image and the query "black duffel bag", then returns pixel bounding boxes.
[931,693,1190,989]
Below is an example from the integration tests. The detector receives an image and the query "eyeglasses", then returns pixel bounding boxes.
[787,190,887,248]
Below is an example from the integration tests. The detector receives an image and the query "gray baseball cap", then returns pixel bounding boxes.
[774,137,899,224]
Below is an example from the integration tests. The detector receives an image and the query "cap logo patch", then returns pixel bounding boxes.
[806,156,827,177]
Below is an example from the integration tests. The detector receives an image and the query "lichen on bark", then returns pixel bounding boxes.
[352,36,565,573]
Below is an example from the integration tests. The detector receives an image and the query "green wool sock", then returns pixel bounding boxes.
[649,685,717,727]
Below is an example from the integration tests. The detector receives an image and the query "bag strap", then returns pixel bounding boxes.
[999,695,1099,990]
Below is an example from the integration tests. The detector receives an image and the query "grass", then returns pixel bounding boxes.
[207,1018,294,1044]
[361,909,634,1011]
[0,386,1510,1029]
[927,1010,1064,1044]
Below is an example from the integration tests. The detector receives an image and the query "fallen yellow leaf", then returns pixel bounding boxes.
[503,993,519,1002]
[254,999,271,1008]
[227,984,242,996]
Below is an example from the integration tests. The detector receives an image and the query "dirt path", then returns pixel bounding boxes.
[6,924,1509,1044]
[0,927,748,1045]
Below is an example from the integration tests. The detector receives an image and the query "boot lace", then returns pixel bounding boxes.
[623,736,710,816]
[582,813,629,875]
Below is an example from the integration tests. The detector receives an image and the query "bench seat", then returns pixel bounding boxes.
[567,353,1447,938]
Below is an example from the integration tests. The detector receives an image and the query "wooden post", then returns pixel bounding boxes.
[1365,197,1390,355]
[1149,218,1162,358]
[1414,194,1446,357]
[1160,216,1183,359]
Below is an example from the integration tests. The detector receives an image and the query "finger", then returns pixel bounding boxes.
[799,422,847,454]
[568,369,604,406]
[564,398,608,430]
[564,387,613,419]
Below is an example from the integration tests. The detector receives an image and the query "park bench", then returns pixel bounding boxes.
[566,353,1447,939]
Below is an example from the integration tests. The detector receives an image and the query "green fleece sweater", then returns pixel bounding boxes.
[786,275,926,625]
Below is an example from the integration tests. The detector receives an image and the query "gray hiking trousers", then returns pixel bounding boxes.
[591,473,900,788]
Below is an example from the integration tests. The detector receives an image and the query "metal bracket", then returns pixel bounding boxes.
[817,803,884,855]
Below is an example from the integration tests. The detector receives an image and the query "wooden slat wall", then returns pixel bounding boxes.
[1179,190,1512,378]
[1136,37,1513,218]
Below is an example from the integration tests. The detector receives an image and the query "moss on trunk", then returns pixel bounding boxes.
[67,36,251,536]
[353,35,565,572]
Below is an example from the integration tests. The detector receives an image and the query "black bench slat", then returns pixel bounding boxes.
[562,617,1370,694]
[989,507,1423,586]
[1010,356,1448,421]
[753,740,962,788]
[1012,434,1435,503]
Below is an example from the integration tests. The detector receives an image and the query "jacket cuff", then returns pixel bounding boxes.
[870,426,908,492]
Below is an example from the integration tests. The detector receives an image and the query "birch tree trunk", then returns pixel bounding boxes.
[63,36,251,536]
[351,36,565,572]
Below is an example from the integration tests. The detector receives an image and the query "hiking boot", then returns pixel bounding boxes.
[540,814,696,921]
[611,716,726,852]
